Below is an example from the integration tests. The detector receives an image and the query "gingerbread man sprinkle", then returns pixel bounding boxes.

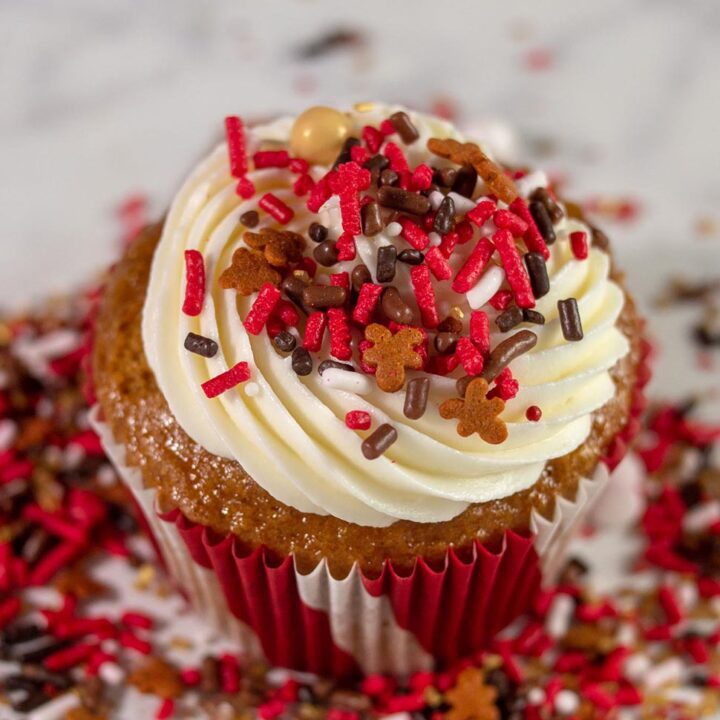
[439,377,508,444]
[219,247,281,296]
[362,323,424,393]
[244,228,306,267]
[444,667,500,720]
[427,137,518,205]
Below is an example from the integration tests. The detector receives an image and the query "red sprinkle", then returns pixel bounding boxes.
[399,218,430,251]
[335,232,357,261]
[455,338,484,376]
[424,247,453,281]
[119,630,152,655]
[456,219,474,244]
[346,411,371,430]
[121,611,154,630]
[293,173,315,197]
[438,230,459,258]
[44,642,95,671]
[289,158,309,174]
[307,173,334,212]
[253,150,290,169]
[327,308,352,361]
[526,405,543,422]
[224,116,249,178]
[243,283,281,335]
[452,238,495,294]
[330,272,350,290]
[410,164,433,192]
[509,197,550,260]
[469,311,490,355]
[332,162,371,236]
[362,125,384,153]
[303,311,328,352]
[489,289,514,311]
[201,362,251,399]
[493,209,528,236]
[384,142,409,173]
[410,265,440,329]
[493,229,536,308]
[180,668,202,687]
[259,193,294,225]
[379,118,396,136]
[489,368,519,401]
[352,284,384,325]
[219,653,241,693]
[467,199,496,229]
[350,145,371,165]
[275,300,300,327]
[658,585,683,624]
[570,230,589,259]
[235,176,256,199]
[182,250,205,317]
[156,699,175,720]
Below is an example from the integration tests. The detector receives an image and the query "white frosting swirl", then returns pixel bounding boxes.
[142,104,630,527]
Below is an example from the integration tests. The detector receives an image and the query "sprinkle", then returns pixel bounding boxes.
[361,201,384,237]
[235,176,255,199]
[469,311,490,355]
[410,265,440,329]
[156,698,175,720]
[335,232,357,261]
[424,246,453,281]
[524,252,550,299]
[259,193,294,225]
[493,209,528,236]
[302,311,327,352]
[330,271,349,289]
[253,150,290,168]
[557,298,584,341]
[398,217,430,251]
[438,230,459,258]
[377,186,431,215]
[307,173,333,212]
[362,324,424,392]
[350,144,371,164]
[313,239,339,267]
[361,423,398,459]
[220,248,281,296]
[570,230,589,259]
[493,229,536,308]
[331,162,371,235]
[528,200,556,245]
[243,283,281,335]
[240,210,259,228]
[362,125,383,153]
[658,585,683,625]
[327,308,352,361]
[291,347,313,376]
[496,306,524,332]
[289,157,309,174]
[523,309,545,325]
[403,377,430,419]
[384,142,409,173]
[376,245,397,283]
[455,338,485,376]
[274,331,297,356]
[410,164,433,192]
[318,359,355,375]
[182,250,205,317]
[309,222,328,243]
[466,265,505,310]
[386,221,402,237]
[397,248,424,265]
[321,368,372,394]
[452,238,496,294]
[346,411,371,430]
[526,405,542,422]
[293,173,314,196]
[481,329,538,383]
[381,287,414,325]
[467,199,497,229]
[201,362,251,398]
[509,197,550,260]
[352,283,384,325]
[184,332,218,358]
[224,116,249,178]
[351,263,372,291]
[43,642,95,671]
[275,299,300,326]
[302,285,348,309]
[440,378,507,443]
[389,111,420,144]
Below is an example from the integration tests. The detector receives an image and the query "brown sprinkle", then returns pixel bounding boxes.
[239,210,259,228]
[244,228,306,267]
[282,274,309,311]
[435,332,459,354]
[438,315,464,334]
[452,165,478,199]
[558,298,584,341]
[404,377,430,419]
[481,329,538,383]
[380,168,400,187]
[309,222,328,243]
[291,347,314,376]
[397,248,424,265]
[318,359,355,375]
[332,137,361,168]
[433,195,456,235]
[389,111,420,144]
[362,201,384,237]
[273,330,296,353]
[361,423,398,460]
[302,285,348,309]
[524,252,550,299]
[351,263,372,291]
[377,186,431,215]
[529,200,556,244]
[184,332,218,358]
[495,306,524,333]
[381,287,414,325]
[313,239,339,267]
[522,309,545,325]
[434,166,458,188]
[376,245,397,283]
[529,187,564,224]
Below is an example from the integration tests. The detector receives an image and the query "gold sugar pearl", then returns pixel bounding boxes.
[289,106,352,166]
[450,306,465,320]
[353,102,375,113]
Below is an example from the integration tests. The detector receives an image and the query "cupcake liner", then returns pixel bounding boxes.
[88,330,652,677]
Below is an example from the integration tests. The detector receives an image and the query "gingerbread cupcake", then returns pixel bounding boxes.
[91,103,649,676]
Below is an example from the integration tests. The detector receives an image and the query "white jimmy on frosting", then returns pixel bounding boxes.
[142,103,630,527]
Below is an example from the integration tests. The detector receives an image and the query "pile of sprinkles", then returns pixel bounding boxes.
[180,106,602,459]
[1,292,719,719]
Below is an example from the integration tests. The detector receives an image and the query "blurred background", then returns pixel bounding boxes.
[1,0,719,396]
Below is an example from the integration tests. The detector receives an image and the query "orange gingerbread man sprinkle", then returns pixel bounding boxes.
[362,323,424,393]
[445,667,500,720]
[427,137,518,205]
[219,247,281,296]
[439,377,508,444]
[244,228,306,267]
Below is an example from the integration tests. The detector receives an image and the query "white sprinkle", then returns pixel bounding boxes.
[386,222,402,237]
[554,690,580,715]
[428,231,442,247]
[27,692,80,720]
[97,464,117,487]
[527,687,545,705]
[676,579,699,612]
[448,192,476,214]
[244,382,260,397]
[616,622,637,648]
[545,593,574,639]
[516,170,549,198]
[643,657,684,691]
[683,500,720,533]
[0,419,17,453]
[466,265,505,310]
[321,368,372,395]
[99,661,126,685]
[624,652,651,682]
[63,443,86,470]
[666,687,704,706]
[428,190,445,211]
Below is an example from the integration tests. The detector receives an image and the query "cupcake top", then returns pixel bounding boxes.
[142,103,629,528]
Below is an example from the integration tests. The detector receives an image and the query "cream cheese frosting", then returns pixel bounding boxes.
[142,103,630,527]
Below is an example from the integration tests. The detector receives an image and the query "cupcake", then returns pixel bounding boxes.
[91,103,648,676]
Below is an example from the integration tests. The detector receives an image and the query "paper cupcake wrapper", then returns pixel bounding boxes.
[89,334,652,676]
